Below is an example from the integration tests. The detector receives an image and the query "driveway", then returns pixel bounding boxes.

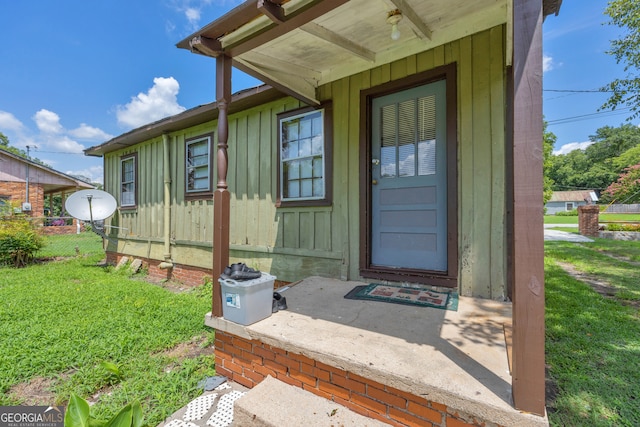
[544,225,593,242]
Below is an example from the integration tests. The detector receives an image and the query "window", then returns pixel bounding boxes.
[277,104,332,207]
[186,134,212,196]
[120,153,137,208]
[0,196,10,216]
[566,202,574,211]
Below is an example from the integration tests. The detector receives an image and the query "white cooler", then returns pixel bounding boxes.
[219,273,276,325]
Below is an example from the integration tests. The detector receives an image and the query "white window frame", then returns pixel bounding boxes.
[278,107,330,206]
[185,135,212,195]
[120,154,136,208]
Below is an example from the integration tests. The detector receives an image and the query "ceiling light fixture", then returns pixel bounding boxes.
[387,9,403,41]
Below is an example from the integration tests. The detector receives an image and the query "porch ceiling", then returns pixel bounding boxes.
[177,0,511,105]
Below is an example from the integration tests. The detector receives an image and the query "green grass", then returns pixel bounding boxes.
[545,239,640,426]
[545,215,581,224]
[545,213,640,224]
[37,232,104,258]
[0,254,215,425]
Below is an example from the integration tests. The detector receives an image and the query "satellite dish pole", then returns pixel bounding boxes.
[65,189,120,243]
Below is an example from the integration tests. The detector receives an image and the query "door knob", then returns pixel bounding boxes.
[372,159,380,165]
[372,179,378,185]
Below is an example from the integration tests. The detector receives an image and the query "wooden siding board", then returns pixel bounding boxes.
[458,35,474,296]
[258,108,273,247]
[331,78,350,277]
[228,118,241,245]
[300,211,314,250]
[101,28,508,296]
[237,114,249,245]
[490,25,506,298]
[345,72,366,280]
[247,112,260,246]
[471,29,493,298]
[416,49,435,73]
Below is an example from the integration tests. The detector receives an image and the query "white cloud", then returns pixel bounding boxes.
[185,7,201,26]
[0,111,24,132]
[69,123,113,141]
[167,0,239,33]
[65,165,104,185]
[33,109,64,134]
[42,135,86,154]
[116,77,186,129]
[543,55,553,73]
[553,141,594,155]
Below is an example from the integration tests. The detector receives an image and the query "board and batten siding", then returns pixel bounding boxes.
[104,25,506,298]
[329,25,507,298]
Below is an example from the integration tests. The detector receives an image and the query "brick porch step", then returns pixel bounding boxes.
[233,376,389,426]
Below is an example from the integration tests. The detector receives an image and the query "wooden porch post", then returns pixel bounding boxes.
[212,55,232,317]
[511,0,545,415]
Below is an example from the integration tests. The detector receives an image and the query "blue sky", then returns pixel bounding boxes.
[0,0,635,184]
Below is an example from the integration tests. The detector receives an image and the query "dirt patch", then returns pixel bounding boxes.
[545,364,559,415]
[157,335,214,359]
[556,262,640,308]
[595,249,640,267]
[140,276,191,293]
[8,376,57,406]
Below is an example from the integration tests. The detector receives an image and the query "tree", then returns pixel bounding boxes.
[0,132,48,165]
[602,163,640,204]
[543,121,556,205]
[602,0,640,118]
[549,123,640,193]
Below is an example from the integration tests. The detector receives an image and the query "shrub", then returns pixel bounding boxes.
[556,209,579,217]
[0,217,44,267]
[605,223,640,232]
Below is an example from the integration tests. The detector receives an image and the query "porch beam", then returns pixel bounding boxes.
[189,35,223,58]
[301,22,375,62]
[234,55,320,105]
[384,0,432,39]
[258,0,284,24]
[212,54,232,318]
[511,0,545,416]
[225,0,350,57]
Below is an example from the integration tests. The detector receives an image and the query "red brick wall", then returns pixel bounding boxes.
[578,205,600,237]
[0,182,45,216]
[105,251,212,287]
[214,330,498,427]
[41,224,78,235]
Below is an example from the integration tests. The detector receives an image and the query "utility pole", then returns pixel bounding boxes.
[24,145,36,210]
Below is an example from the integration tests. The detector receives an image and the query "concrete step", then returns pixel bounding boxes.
[233,376,389,427]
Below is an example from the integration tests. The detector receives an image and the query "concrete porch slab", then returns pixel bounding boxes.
[206,276,548,427]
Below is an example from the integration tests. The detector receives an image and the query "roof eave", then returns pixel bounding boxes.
[85,85,284,157]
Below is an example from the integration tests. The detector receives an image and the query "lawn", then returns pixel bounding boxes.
[545,213,640,224]
[0,234,215,425]
[545,238,640,426]
[3,234,639,426]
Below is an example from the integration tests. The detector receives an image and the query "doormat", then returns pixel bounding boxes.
[344,283,458,311]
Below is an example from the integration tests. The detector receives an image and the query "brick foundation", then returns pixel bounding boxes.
[214,330,499,427]
[40,222,79,235]
[105,251,212,287]
[578,205,599,237]
[0,182,45,216]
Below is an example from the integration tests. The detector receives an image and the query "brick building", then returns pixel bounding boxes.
[0,147,94,218]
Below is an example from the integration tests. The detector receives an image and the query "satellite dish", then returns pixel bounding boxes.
[65,190,117,221]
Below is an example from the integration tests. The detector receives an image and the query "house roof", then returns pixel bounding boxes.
[85,85,284,157]
[0,147,95,193]
[88,0,564,158]
[549,190,598,203]
[543,0,563,18]
[176,0,563,106]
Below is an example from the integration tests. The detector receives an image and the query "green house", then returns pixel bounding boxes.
[87,0,561,424]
